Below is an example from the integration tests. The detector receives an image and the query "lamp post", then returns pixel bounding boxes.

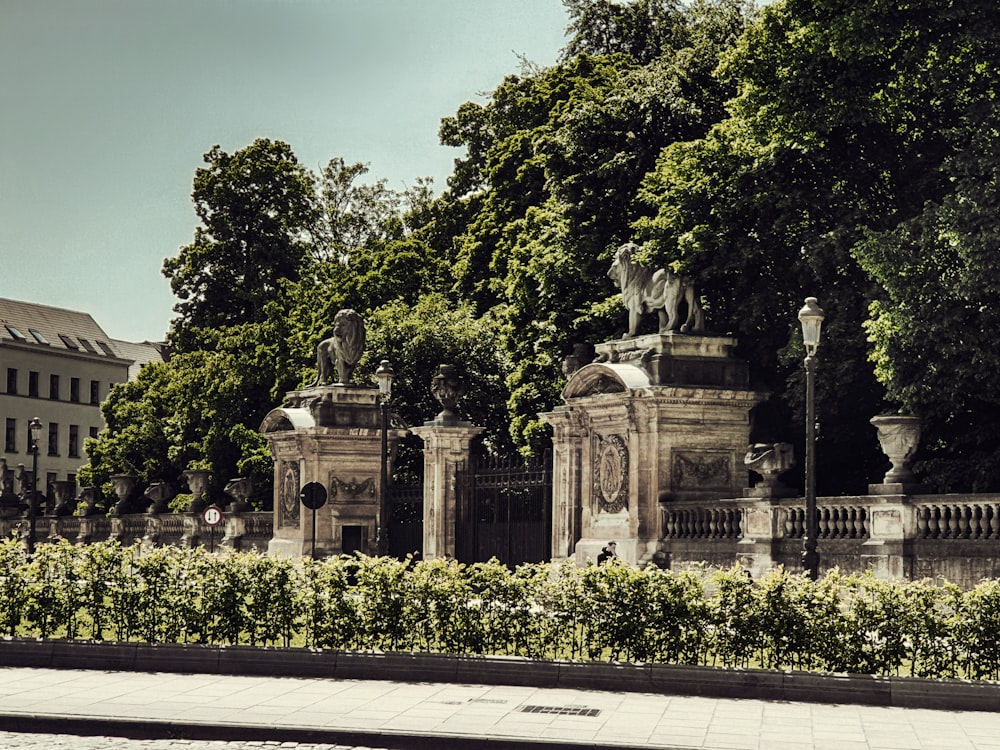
[374,360,395,557]
[26,417,42,555]
[798,297,825,581]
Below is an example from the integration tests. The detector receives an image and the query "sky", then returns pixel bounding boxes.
[0,0,570,342]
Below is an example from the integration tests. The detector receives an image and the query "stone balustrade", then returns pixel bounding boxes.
[780,503,870,540]
[661,504,742,539]
[913,500,1000,540]
[1,511,273,553]
[660,493,1000,587]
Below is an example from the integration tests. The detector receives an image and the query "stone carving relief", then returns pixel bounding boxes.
[594,434,629,513]
[312,308,366,385]
[607,241,705,338]
[329,475,375,500]
[279,461,301,528]
[671,451,731,491]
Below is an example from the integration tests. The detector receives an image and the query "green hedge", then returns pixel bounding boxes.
[3,537,1000,680]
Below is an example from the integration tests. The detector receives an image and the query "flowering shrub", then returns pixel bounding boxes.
[4,536,1000,680]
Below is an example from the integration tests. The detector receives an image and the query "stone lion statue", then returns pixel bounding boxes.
[313,309,366,385]
[608,242,704,338]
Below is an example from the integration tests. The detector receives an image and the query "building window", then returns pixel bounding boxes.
[90,380,100,405]
[4,419,15,453]
[70,378,80,403]
[49,374,60,400]
[69,425,80,458]
[89,426,99,440]
[29,329,49,345]
[6,368,17,395]
[4,325,26,341]
[47,423,58,457]
[28,371,39,398]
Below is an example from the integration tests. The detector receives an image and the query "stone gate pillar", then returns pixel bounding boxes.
[540,333,768,566]
[261,386,407,558]
[411,423,484,560]
[541,406,587,560]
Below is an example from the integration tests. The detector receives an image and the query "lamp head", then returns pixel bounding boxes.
[28,417,42,443]
[798,297,825,355]
[374,359,395,397]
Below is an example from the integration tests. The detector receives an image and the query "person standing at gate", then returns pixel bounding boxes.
[597,541,617,564]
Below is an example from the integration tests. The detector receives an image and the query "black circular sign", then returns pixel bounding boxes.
[299,481,328,510]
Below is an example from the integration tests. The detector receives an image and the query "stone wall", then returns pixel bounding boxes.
[0,511,273,553]
[661,493,1000,588]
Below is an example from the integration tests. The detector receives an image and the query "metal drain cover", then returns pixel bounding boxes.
[519,705,601,717]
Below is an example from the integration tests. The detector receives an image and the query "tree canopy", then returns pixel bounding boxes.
[85,0,1000,502]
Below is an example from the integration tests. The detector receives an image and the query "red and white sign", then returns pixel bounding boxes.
[202,505,224,527]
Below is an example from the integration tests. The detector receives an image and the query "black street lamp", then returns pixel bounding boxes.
[798,297,825,581]
[375,360,395,557]
[26,416,42,555]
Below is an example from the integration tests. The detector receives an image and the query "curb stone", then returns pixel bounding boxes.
[0,638,997,713]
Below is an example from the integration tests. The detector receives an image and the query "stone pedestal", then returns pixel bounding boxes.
[261,385,408,558]
[735,498,784,579]
[411,423,484,560]
[861,497,914,580]
[540,333,767,566]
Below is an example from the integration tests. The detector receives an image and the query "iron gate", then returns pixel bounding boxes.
[455,451,552,566]
[387,482,423,560]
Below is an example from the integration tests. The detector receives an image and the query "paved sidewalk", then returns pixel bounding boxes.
[0,667,997,750]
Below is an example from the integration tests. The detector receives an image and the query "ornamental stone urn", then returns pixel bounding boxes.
[51,480,78,516]
[743,442,796,498]
[144,482,175,514]
[224,477,254,513]
[78,486,101,516]
[109,474,137,516]
[430,364,467,425]
[182,469,211,513]
[870,413,921,486]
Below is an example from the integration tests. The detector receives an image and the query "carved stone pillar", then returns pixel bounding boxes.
[411,424,484,560]
[862,498,915,580]
[542,333,768,566]
[542,406,588,560]
[261,385,407,558]
[220,515,246,550]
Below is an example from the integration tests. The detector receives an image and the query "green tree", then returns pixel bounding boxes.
[437,0,753,453]
[635,0,1000,491]
[163,138,319,351]
[858,113,1000,490]
[84,318,292,505]
[360,294,515,477]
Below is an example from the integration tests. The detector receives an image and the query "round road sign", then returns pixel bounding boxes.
[202,505,224,527]
[300,481,328,510]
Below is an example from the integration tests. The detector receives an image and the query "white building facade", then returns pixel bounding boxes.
[0,298,164,494]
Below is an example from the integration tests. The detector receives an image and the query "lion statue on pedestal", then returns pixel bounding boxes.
[608,242,704,338]
[313,309,366,385]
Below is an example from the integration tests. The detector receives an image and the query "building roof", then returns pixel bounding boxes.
[110,339,169,379]
[0,297,129,360]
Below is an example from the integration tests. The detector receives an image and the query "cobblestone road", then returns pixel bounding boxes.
[0,733,393,749]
